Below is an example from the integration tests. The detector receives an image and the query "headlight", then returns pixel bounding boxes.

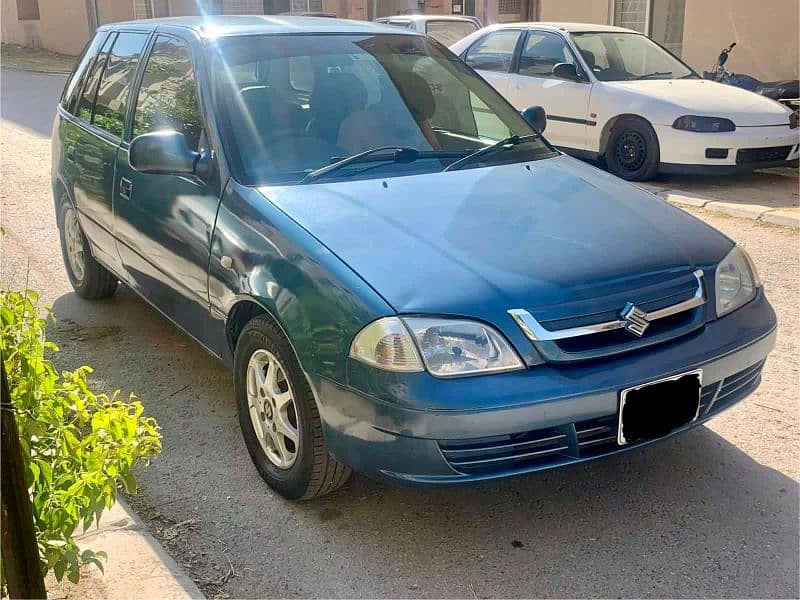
[673,115,736,132]
[349,316,524,377]
[403,317,524,377]
[789,110,799,129]
[715,246,761,317]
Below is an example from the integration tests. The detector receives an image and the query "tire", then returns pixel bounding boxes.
[58,196,118,300]
[234,315,351,500]
[604,117,660,181]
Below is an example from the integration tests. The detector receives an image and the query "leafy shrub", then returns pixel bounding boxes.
[0,288,161,585]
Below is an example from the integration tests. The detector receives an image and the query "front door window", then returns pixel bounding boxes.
[132,36,203,149]
[518,31,576,79]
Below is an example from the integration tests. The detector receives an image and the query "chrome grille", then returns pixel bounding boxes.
[509,270,708,362]
[439,361,764,476]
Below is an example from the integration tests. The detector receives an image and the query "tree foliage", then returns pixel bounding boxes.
[0,288,161,587]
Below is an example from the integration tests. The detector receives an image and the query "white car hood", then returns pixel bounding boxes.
[607,79,791,126]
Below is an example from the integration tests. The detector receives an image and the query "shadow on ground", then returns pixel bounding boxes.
[50,288,799,598]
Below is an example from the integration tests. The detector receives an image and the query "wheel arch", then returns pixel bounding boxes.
[52,175,75,215]
[599,113,658,158]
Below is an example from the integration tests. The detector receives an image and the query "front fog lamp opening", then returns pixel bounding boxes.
[715,246,760,317]
[349,317,423,372]
[402,317,524,377]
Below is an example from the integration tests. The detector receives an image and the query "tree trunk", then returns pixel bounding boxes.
[1,358,46,599]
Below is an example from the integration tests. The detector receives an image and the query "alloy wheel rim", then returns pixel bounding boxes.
[64,207,86,282]
[246,349,299,469]
[615,131,647,171]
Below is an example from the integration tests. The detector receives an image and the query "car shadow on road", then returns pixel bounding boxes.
[50,288,799,598]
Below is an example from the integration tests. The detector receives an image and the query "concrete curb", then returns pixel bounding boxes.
[1,64,72,75]
[48,498,204,599]
[659,191,799,229]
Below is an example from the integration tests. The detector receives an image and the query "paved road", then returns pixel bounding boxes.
[2,69,798,598]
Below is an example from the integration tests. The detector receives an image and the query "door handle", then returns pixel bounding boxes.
[65,146,75,162]
[119,177,132,199]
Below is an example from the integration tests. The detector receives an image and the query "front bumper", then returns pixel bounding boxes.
[310,290,776,485]
[654,122,799,172]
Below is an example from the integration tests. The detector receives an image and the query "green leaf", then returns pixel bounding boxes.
[120,471,137,494]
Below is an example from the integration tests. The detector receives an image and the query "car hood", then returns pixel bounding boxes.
[257,155,731,324]
[606,79,791,126]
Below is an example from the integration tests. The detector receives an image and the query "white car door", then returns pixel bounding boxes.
[504,30,593,151]
[462,28,524,98]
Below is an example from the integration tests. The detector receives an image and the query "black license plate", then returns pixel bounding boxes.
[618,371,702,445]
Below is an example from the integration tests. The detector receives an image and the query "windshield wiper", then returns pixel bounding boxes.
[442,135,538,172]
[301,147,417,184]
[633,71,673,80]
[300,146,463,184]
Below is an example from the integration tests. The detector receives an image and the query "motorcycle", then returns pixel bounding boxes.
[703,42,799,110]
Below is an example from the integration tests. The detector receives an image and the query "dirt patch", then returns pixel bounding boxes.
[1,43,77,73]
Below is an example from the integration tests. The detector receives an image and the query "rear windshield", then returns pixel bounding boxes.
[210,33,554,185]
[425,20,479,45]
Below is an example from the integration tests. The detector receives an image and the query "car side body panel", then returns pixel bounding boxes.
[207,180,394,379]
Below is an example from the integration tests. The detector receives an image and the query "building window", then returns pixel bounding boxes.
[289,0,323,12]
[223,0,265,13]
[16,0,40,20]
[134,0,170,19]
[613,0,685,56]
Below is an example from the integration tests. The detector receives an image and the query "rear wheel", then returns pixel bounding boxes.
[58,197,118,299]
[234,315,351,500]
[605,117,660,181]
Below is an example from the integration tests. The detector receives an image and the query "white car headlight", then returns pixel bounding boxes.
[349,317,524,377]
[715,245,761,317]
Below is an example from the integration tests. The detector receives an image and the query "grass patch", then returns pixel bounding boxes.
[1,43,77,73]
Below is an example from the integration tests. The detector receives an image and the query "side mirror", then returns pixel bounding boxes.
[129,131,199,175]
[521,105,546,133]
[552,62,580,81]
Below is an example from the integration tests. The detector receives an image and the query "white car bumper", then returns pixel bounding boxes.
[654,123,799,173]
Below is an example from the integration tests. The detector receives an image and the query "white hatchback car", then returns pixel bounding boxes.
[450,22,799,180]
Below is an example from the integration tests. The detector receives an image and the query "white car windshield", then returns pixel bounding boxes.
[571,32,695,81]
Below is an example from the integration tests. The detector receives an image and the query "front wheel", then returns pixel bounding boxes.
[234,315,351,500]
[604,117,660,181]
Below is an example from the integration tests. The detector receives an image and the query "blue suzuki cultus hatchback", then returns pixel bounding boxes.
[53,16,776,499]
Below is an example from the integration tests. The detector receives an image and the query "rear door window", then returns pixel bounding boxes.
[92,32,149,137]
[76,33,116,122]
[132,35,203,150]
[61,32,109,113]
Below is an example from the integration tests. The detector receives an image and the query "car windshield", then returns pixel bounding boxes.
[571,32,694,81]
[425,20,479,45]
[210,33,554,185]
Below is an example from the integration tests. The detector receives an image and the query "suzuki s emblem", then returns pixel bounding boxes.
[621,303,650,337]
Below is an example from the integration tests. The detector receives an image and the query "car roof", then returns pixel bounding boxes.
[379,14,478,22]
[488,21,638,34]
[97,15,416,39]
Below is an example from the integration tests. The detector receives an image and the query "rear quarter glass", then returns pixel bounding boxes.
[61,32,109,113]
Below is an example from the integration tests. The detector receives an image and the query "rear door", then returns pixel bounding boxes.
[113,33,222,349]
[462,28,523,96]
[504,30,593,150]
